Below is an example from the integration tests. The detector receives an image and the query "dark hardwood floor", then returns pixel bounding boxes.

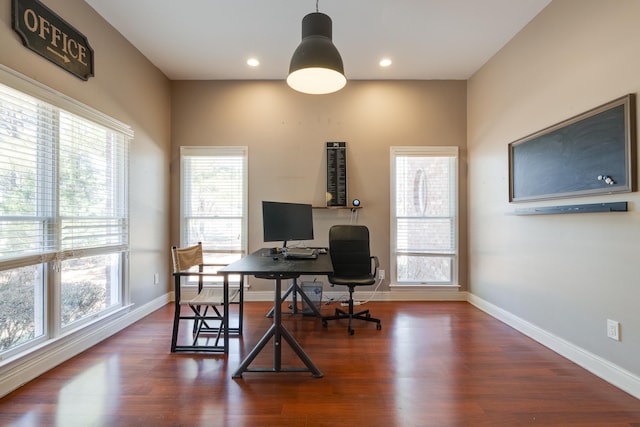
[1,301,639,426]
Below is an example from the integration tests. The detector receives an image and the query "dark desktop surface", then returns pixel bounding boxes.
[219,248,333,277]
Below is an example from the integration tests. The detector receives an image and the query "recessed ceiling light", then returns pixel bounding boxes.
[247,58,260,67]
[379,58,392,67]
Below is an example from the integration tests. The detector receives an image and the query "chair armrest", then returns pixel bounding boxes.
[370,255,379,278]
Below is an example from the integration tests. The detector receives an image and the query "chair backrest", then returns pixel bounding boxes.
[171,243,204,273]
[329,225,372,277]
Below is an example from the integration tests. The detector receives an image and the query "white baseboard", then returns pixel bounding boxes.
[468,293,640,400]
[242,289,470,302]
[0,293,170,398]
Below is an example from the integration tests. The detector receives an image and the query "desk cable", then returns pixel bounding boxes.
[356,276,383,305]
[321,274,383,306]
[350,208,358,224]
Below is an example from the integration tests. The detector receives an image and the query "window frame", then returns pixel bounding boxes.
[179,146,248,285]
[390,146,459,288]
[0,65,132,360]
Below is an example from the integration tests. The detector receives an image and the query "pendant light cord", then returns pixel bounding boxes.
[316,0,319,13]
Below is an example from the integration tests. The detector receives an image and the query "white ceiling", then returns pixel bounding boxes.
[84,0,551,81]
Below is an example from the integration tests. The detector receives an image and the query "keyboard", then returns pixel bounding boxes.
[284,248,318,259]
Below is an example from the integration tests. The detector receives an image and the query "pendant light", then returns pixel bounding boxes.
[287,2,346,95]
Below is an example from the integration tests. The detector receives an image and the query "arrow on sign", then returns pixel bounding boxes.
[46,46,71,63]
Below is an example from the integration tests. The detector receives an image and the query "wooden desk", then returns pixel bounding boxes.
[219,248,333,378]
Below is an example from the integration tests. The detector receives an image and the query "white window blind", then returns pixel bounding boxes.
[180,147,247,264]
[0,83,129,265]
[391,146,458,285]
[0,84,56,262]
[59,111,128,254]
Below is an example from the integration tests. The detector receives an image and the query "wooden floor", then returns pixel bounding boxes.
[1,301,639,426]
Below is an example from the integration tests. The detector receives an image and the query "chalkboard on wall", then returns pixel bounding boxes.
[509,94,636,202]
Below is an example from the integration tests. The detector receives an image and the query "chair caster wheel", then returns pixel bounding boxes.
[377,324,382,330]
[322,320,328,327]
[348,329,354,335]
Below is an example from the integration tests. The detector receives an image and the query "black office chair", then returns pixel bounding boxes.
[322,225,382,335]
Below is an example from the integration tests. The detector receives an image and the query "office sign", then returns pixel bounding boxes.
[12,0,94,80]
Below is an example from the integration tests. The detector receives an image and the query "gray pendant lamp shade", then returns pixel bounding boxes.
[287,12,346,95]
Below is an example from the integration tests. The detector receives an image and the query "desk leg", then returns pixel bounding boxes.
[274,277,282,371]
[265,278,296,317]
[224,274,229,353]
[279,323,323,377]
[232,324,277,378]
[232,277,323,378]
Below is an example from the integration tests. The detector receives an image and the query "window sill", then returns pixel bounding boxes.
[389,284,461,291]
[387,284,465,301]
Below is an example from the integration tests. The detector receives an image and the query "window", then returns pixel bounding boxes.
[180,147,247,278]
[391,146,458,286]
[0,67,131,358]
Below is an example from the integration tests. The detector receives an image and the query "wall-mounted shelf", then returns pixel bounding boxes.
[512,201,627,215]
[312,206,361,210]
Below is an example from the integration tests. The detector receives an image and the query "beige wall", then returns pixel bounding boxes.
[171,80,468,293]
[1,0,172,307]
[468,0,640,376]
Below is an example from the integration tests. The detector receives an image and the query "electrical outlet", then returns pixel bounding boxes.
[607,319,620,341]
[154,273,159,285]
[378,269,385,280]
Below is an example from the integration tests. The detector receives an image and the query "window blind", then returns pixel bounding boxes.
[394,150,457,254]
[180,147,247,255]
[0,83,56,262]
[59,111,128,255]
[0,70,131,268]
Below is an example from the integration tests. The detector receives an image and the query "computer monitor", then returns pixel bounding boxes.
[262,201,314,248]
